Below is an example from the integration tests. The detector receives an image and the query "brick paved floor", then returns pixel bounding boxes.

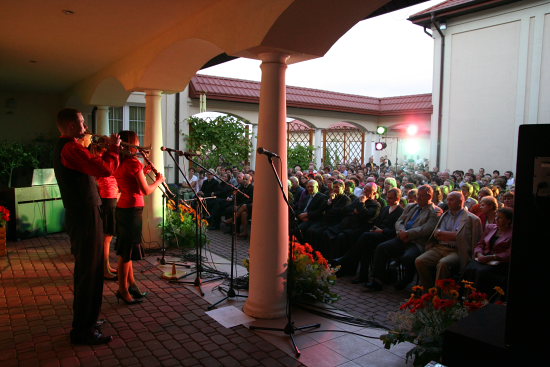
[0,233,304,367]
[1,229,411,366]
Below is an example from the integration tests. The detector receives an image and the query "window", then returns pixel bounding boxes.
[108,107,123,135]
[129,106,146,144]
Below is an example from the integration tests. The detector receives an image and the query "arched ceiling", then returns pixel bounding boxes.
[0,0,427,106]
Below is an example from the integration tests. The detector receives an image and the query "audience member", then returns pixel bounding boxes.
[463,208,513,294]
[365,185,442,291]
[415,192,482,288]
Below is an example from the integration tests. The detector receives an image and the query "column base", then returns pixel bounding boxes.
[243,299,286,319]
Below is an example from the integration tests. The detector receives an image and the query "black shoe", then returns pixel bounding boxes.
[364,281,382,292]
[128,285,148,299]
[70,330,112,345]
[351,278,366,285]
[115,291,143,305]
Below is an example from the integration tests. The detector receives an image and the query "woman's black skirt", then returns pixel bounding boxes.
[115,207,145,262]
[101,198,117,235]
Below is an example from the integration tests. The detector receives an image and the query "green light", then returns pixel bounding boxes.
[376,126,387,135]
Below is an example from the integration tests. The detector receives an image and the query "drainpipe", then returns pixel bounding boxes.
[424,13,445,170]
[174,92,180,183]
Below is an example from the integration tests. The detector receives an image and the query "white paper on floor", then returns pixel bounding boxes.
[205,305,256,328]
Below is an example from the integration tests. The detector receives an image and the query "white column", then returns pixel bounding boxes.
[142,90,165,247]
[244,53,289,319]
[96,106,110,136]
[314,128,323,169]
[250,124,259,170]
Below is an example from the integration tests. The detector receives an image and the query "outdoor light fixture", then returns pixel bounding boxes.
[376,126,387,135]
[439,21,447,30]
[406,125,418,136]
[375,142,387,151]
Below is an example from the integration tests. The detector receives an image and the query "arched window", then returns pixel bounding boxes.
[287,119,313,149]
[323,122,365,166]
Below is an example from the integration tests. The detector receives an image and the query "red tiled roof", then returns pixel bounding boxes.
[408,0,521,26]
[190,74,432,116]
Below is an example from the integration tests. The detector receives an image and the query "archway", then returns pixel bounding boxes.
[323,121,366,167]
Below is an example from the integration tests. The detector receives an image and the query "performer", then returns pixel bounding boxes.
[114,130,165,305]
[53,108,119,345]
[91,136,119,280]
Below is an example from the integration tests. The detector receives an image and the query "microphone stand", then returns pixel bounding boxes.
[178,155,249,308]
[249,154,320,358]
[162,150,221,296]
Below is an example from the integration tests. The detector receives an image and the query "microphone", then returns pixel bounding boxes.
[160,146,184,156]
[257,147,280,158]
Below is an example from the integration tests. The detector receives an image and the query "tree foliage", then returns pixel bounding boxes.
[287,145,315,170]
[185,115,252,169]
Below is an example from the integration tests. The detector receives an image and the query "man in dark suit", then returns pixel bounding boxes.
[296,180,327,236]
[333,187,404,283]
[366,184,442,291]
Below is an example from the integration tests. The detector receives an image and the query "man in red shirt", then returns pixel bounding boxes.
[53,108,120,345]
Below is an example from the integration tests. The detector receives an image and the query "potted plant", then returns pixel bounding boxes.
[380,279,505,366]
[159,199,209,250]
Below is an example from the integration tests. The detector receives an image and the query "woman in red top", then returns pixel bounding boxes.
[114,131,165,305]
[92,137,119,280]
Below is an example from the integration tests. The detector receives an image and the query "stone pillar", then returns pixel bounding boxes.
[96,106,110,136]
[314,128,323,169]
[250,124,259,170]
[243,53,289,319]
[142,90,165,247]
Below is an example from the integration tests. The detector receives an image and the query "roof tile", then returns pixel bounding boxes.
[191,74,432,116]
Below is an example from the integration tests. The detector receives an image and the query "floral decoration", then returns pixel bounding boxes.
[381,279,505,366]
[290,238,340,303]
[0,206,11,227]
[159,199,209,249]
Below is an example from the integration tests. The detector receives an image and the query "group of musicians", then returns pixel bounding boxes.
[54,108,165,345]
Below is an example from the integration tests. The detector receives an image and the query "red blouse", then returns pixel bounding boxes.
[115,157,144,208]
[97,176,119,199]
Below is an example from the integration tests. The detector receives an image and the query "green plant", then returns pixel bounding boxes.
[287,145,315,170]
[0,137,56,188]
[290,239,340,303]
[159,200,209,250]
[185,115,252,169]
[381,279,505,366]
[243,238,340,304]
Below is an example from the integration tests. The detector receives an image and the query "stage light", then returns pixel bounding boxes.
[375,142,387,151]
[406,125,418,136]
[376,126,387,135]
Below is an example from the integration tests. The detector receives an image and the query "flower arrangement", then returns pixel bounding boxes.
[159,200,209,249]
[242,238,340,304]
[289,238,340,303]
[381,279,505,366]
[0,205,10,227]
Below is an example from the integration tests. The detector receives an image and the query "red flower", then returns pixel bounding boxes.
[436,279,457,291]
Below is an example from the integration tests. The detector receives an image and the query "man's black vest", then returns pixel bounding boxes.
[53,138,101,209]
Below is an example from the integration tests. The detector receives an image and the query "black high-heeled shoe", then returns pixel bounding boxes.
[115,291,143,305]
[128,285,147,299]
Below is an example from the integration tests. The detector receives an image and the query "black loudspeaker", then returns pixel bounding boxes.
[442,124,550,364]
[506,124,550,357]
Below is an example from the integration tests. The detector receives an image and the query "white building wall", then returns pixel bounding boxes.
[435,0,550,173]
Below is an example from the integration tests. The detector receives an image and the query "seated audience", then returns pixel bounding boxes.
[463,208,513,294]
[332,187,404,284]
[477,196,498,230]
[415,191,482,288]
[365,185,442,291]
[461,183,478,210]
[296,180,327,234]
